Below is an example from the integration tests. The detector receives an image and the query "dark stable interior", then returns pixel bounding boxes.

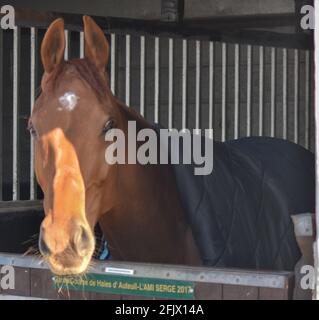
[0,208,43,254]
[0,208,104,257]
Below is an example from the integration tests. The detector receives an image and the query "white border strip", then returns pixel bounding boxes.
[314,0,319,300]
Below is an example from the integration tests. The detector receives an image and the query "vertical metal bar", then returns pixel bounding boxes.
[259,46,264,136]
[0,29,3,200]
[182,39,188,130]
[282,48,288,140]
[154,37,160,123]
[221,43,227,141]
[168,38,174,129]
[305,50,310,149]
[294,49,299,144]
[195,40,201,130]
[110,33,116,94]
[64,30,69,60]
[79,31,85,59]
[140,35,146,117]
[246,45,252,137]
[234,44,240,139]
[270,47,276,137]
[125,34,131,106]
[209,42,214,139]
[30,28,37,200]
[13,27,20,201]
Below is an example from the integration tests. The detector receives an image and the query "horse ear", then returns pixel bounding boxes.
[41,18,65,73]
[83,16,109,70]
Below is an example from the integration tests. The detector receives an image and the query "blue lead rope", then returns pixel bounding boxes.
[99,240,110,260]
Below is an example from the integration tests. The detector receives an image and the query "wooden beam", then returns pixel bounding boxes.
[1,8,313,49]
[0,0,162,20]
[183,13,298,30]
[0,0,296,20]
[184,0,295,18]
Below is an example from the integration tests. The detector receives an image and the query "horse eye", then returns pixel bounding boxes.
[102,119,115,134]
[28,121,37,137]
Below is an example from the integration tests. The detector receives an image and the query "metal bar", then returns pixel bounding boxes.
[154,37,160,123]
[221,43,227,141]
[0,199,42,210]
[30,28,38,200]
[125,34,131,106]
[182,39,187,130]
[294,49,299,144]
[209,42,214,139]
[234,44,240,139]
[168,38,174,129]
[161,0,183,22]
[64,30,69,60]
[0,253,293,289]
[79,31,84,58]
[282,48,288,140]
[0,295,47,300]
[305,50,310,149]
[13,27,20,201]
[259,46,264,136]
[270,47,276,137]
[246,45,252,137]
[0,29,3,200]
[110,33,116,94]
[195,40,201,130]
[140,35,145,117]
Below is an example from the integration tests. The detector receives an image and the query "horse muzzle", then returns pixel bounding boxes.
[39,221,95,275]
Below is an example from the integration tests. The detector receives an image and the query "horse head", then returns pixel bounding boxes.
[30,16,121,275]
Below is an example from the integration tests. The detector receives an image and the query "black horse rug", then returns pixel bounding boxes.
[172,136,315,271]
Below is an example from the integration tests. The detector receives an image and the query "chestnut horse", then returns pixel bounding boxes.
[30,16,201,275]
[31,16,314,276]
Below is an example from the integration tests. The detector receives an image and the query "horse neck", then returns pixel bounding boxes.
[99,103,202,266]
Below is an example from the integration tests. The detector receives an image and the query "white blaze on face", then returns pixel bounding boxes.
[58,92,79,111]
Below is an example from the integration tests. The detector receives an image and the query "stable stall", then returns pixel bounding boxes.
[0,0,316,300]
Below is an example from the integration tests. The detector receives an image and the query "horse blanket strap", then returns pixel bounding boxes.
[153,123,315,271]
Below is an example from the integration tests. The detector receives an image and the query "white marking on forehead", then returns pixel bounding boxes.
[58,92,79,111]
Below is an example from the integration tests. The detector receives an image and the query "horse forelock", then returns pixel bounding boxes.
[48,58,109,101]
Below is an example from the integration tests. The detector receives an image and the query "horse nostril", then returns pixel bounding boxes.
[39,234,51,257]
[73,225,91,257]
